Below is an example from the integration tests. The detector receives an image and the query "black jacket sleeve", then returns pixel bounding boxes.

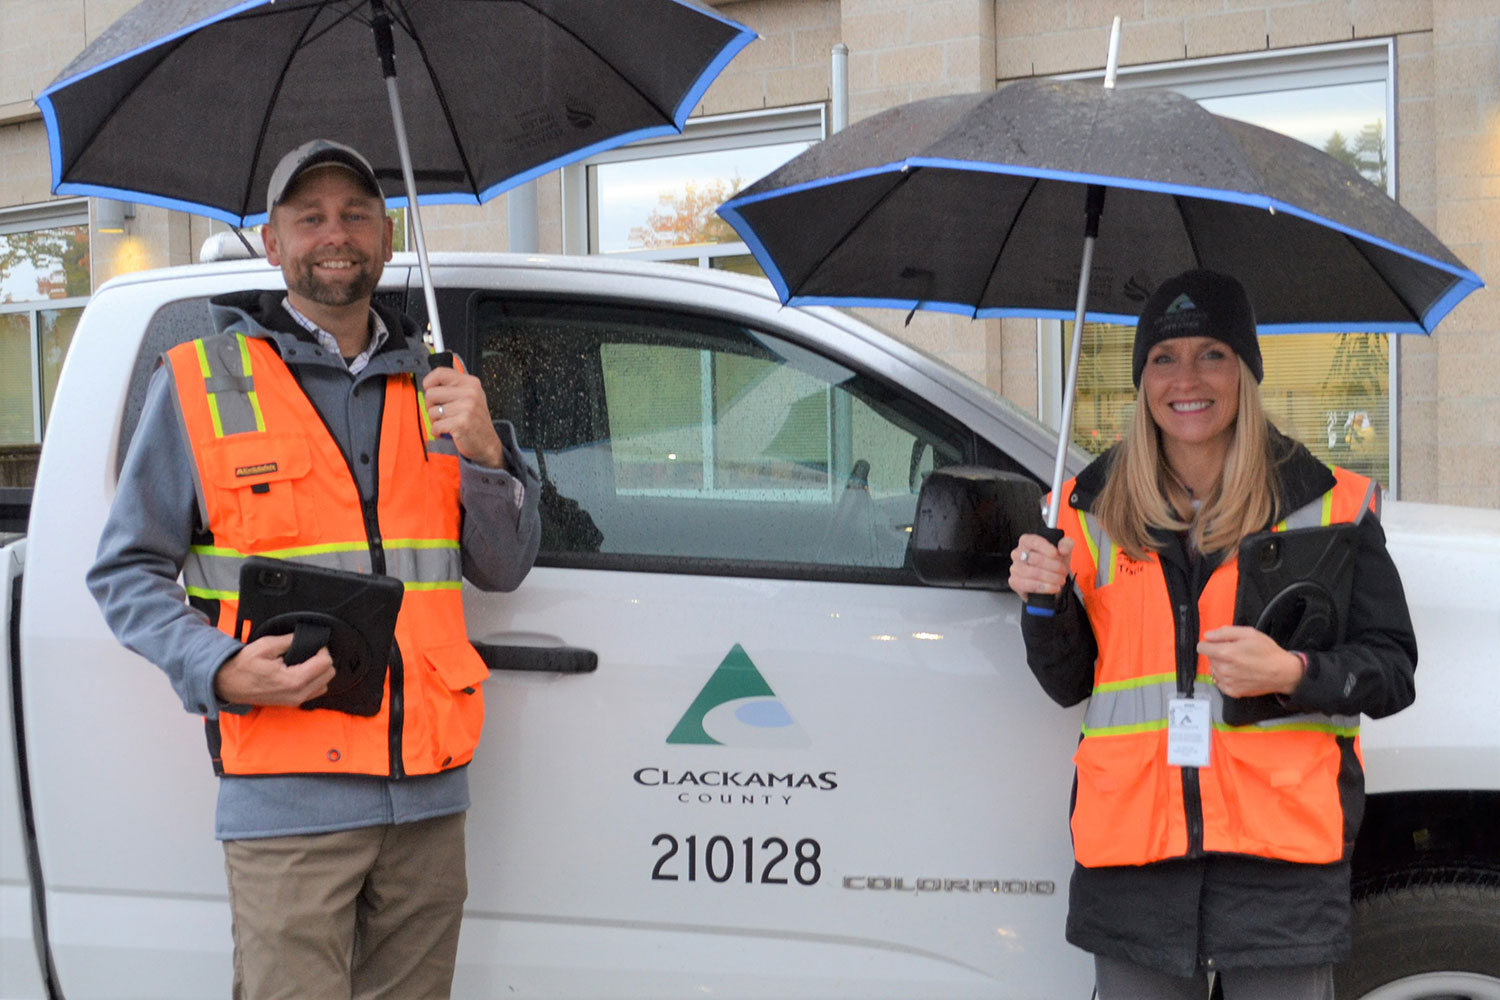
[1288,514,1417,719]
[1019,583,1099,708]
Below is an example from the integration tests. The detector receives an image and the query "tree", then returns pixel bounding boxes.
[628,176,744,249]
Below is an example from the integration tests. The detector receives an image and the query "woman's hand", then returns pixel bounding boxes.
[1009,533,1074,602]
[1198,626,1306,698]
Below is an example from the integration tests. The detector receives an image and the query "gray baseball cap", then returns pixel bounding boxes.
[265,138,382,212]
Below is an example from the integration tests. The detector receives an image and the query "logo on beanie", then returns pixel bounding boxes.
[1164,293,1198,314]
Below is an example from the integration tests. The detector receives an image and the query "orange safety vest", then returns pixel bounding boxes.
[166,329,489,778]
[1059,468,1379,867]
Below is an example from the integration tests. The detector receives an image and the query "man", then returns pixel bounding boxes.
[87,138,540,999]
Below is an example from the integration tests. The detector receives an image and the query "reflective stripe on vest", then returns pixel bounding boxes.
[166,331,486,779]
[183,540,461,601]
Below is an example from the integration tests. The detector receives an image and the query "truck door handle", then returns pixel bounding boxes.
[472,642,598,674]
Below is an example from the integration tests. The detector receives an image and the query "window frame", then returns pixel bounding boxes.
[1039,38,1402,491]
[561,103,827,263]
[0,199,91,444]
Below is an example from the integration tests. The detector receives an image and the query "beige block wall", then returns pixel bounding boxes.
[6,0,1500,505]
[1424,3,1500,506]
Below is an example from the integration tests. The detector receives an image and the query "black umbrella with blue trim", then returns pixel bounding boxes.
[40,0,755,353]
[718,63,1482,611]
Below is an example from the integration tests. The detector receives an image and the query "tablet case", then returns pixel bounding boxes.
[235,556,404,716]
[1226,523,1358,725]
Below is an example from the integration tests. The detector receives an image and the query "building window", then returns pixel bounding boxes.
[0,202,91,445]
[1048,40,1399,489]
[562,105,825,274]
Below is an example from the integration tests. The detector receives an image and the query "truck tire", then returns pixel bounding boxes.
[1335,870,1500,999]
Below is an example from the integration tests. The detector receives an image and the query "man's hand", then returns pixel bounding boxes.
[423,365,504,467]
[1198,625,1305,698]
[213,633,335,707]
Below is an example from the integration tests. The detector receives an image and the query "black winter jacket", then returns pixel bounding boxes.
[1020,429,1417,976]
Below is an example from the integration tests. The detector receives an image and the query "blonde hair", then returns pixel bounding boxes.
[1094,361,1281,560]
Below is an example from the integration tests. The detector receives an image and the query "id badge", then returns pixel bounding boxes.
[1167,697,1212,768]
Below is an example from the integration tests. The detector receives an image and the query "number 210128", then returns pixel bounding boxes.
[652,834,822,885]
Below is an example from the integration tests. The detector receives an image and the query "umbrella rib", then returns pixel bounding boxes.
[519,2,676,125]
[1171,193,1206,270]
[388,0,482,195]
[294,2,372,50]
[792,165,926,303]
[237,4,330,220]
[971,174,1043,319]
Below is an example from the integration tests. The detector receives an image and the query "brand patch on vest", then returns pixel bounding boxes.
[235,462,278,478]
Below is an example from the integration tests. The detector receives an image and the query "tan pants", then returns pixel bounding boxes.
[223,812,467,1000]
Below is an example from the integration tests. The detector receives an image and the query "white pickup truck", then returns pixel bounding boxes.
[3,252,1498,999]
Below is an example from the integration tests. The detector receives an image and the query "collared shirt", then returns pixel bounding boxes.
[281,296,389,375]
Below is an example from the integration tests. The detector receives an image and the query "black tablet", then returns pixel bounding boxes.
[1225,523,1358,725]
[235,556,404,716]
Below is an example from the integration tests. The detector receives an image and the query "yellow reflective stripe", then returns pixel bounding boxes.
[1076,512,1099,569]
[184,585,236,600]
[1082,720,1167,738]
[384,537,460,551]
[190,541,369,560]
[1094,671,1175,695]
[416,384,435,440]
[193,338,213,378]
[1216,721,1360,736]
[234,333,266,433]
[404,581,464,592]
[206,390,226,438]
[1321,490,1334,525]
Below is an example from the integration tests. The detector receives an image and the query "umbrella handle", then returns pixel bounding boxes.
[1024,526,1067,617]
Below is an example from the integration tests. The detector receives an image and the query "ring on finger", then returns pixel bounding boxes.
[1019,550,1030,563]
[437,404,445,417]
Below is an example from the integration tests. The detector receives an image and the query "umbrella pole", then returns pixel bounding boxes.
[1027,184,1105,618]
[371,0,448,359]
[1045,184,1107,531]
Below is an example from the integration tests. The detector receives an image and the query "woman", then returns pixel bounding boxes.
[1009,269,1416,1000]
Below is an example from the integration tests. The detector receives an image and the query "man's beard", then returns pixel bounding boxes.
[286,253,380,307]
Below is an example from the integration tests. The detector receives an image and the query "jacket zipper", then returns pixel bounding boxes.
[1177,599,1204,855]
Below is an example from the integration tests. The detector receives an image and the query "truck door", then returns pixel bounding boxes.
[451,290,1091,998]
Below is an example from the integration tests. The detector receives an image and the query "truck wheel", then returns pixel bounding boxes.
[1335,872,1500,999]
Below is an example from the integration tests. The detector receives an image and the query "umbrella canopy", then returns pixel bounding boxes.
[718,77,1482,335]
[39,0,755,227]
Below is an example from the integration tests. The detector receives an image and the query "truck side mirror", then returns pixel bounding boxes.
[912,468,1045,590]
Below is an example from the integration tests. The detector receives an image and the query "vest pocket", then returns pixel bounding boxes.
[1208,730,1344,862]
[1071,730,1176,866]
[202,433,317,547]
[407,638,487,772]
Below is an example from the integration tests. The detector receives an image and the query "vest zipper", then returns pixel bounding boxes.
[1176,600,1206,855]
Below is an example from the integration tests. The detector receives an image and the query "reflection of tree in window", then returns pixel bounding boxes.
[1322,122,1387,189]
[0,225,91,303]
[627,175,744,249]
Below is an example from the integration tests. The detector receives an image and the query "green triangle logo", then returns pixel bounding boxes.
[667,645,809,747]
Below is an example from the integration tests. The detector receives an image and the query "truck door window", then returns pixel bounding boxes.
[474,298,975,581]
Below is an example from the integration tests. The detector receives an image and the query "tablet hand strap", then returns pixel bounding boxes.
[284,621,332,666]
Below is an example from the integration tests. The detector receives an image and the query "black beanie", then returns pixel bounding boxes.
[1131,269,1262,387]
